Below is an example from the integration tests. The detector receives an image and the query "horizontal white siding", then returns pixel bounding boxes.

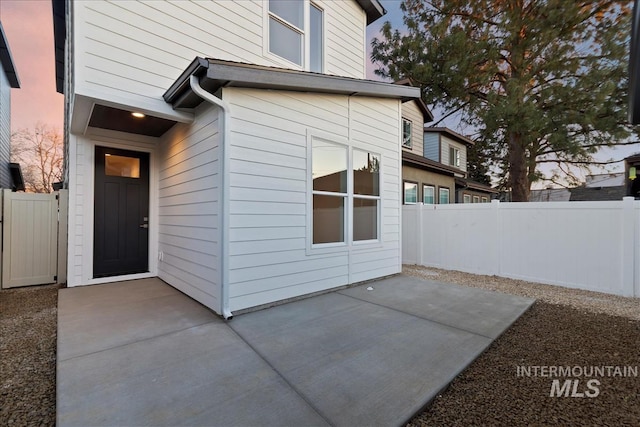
[225,88,400,311]
[0,70,11,188]
[73,0,367,114]
[401,100,424,156]
[157,103,221,311]
[318,0,366,78]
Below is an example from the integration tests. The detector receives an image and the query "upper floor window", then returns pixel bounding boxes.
[402,119,412,148]
[449,146,460,167]
[463,194,471,203]
[309,4,323,73]
[268,1,323,72]
[473,195,480,203]
[482,197,489,203]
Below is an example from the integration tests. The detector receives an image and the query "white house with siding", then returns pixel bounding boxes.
[52,0,420,317]
[0,22,20,189]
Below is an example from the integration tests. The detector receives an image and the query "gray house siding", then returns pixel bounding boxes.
[423,132,439,162]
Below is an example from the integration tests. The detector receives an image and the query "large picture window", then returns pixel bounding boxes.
[311,138,381,246]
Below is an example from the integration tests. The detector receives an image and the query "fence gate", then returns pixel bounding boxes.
[1,189,66,288]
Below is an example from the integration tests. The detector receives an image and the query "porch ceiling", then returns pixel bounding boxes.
[88,104,177,137]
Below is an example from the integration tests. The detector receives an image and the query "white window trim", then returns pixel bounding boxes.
[404,181,418,205]
[306,130,382,255]
[439,187,450,204]
[463,194,471,203]
[353,147,381,245]
[423,184,435,204]
[263,1,325,72]
[449,146,460,167]
[402,118,412,148]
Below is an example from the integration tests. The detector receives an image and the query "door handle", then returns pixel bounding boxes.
[140,224,148,229]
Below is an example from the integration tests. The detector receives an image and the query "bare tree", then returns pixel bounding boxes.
[11,123,63,193]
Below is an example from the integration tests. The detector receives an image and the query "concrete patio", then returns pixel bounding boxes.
[57,275,534,427]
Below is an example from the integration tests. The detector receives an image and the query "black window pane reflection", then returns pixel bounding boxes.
[313,194,345,244]
[354,198,377,241]
[353,150,379,196]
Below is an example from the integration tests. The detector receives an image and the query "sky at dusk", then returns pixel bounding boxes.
[1,0,63,132]
[0,0,634,179]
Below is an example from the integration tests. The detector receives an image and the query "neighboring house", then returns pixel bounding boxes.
[52,0,421,318]
[530,188,571,202]
[0,22,20,189]
[531,172,629,202]
[402,119,496,204]
[569,185,626,201]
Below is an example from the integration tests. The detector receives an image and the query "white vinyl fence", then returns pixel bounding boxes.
[403,198,640,297]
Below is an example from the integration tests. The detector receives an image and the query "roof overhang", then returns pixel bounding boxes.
[52,0,66,94]
[455,178,498,193]
[0,22,20,88]
[164,58,421,109]
[356,0,386,25]
[402,151,459,176]
[395,79,434,123]
[425,127,476,147]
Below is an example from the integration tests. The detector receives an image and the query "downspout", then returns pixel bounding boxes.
[189,75,233,320]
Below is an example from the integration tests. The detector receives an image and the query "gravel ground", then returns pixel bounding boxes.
[1,270,639,427]
[405,265,640,426]
[0,284,58,427]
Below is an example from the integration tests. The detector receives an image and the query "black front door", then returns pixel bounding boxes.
[94,146,150,278]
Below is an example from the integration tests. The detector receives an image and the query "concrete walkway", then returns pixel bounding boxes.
[57,275,534,427]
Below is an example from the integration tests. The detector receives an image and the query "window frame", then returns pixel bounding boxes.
[463,194,471,204]
[307,130,382,254]
[473,195,480,203]
[449,146,461,168]
[423,184,435,204]
[439,187,450,204]
[403,180,418,205]
[482,196,489,203]
[402,118,412,149]
[264,1,325,72]
[352,148,381,244]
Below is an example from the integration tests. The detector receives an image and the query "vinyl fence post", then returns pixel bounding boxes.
[622,197,635,297]
[417,202,424,265]
[491,199,501,276]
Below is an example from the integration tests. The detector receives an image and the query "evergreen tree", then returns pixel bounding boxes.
[372,0,636,201]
